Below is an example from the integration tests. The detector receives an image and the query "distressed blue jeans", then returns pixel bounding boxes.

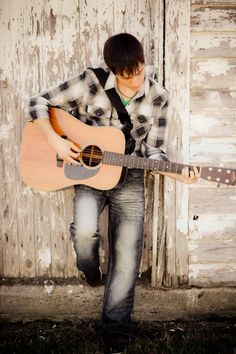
[70,168,145,338]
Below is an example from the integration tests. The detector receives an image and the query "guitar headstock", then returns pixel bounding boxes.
[201,166,236,186]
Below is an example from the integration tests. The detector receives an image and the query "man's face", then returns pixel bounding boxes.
[116,63,145,92]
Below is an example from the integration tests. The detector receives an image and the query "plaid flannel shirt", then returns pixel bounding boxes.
[29,64,169,161]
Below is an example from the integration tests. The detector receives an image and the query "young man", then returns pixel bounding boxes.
[29,33,199,353]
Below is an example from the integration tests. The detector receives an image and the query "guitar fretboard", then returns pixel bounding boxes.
[103,151,193,174]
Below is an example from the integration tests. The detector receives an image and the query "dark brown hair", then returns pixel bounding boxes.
[103,33,145,76]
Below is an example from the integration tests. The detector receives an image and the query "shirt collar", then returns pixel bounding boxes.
[104,70,116,91]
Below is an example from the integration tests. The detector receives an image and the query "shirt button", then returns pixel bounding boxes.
[95,108,104,117]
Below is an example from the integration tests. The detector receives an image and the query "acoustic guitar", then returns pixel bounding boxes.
[19,107,236,191]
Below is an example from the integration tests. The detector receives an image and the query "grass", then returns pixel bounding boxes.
[0,319,236,354]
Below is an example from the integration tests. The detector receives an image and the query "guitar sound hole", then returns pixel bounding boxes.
[81,145,103,167]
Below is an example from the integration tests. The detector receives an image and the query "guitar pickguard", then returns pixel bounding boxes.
[64,164,99,180]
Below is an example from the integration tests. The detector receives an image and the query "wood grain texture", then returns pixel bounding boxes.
[191,4,236,31]
[191,0,236,4]
[190,136,236,164]
[189,264,236,286]
[190,111,236,138]
[191,32,236,58]
[0,1,20,277]
[191,91,236,110]
[150,0,165,284]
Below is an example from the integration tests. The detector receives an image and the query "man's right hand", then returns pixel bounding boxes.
[34,118,81,166]
[48,134,81,166]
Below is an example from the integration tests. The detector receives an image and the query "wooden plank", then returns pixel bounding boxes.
[0,0,20,277]
[191,0,236,4]
[188,185,236,285]
[25,0,59,277]
[164,0,191,287]
[189,213,236,241]
[59,1,82,278]
[151,0,165,287]
[189,263,236,286]
[24,0,58,277]
[9,0,37,278]
[64,188,78,277]
[33,192,52,277]
[44,0,77,277]
[99,207,109,275]
[190,136,236,164]
[191,91,236,110]
[190,111,236,138]
[191,5,236,32]
[0,2,8,276]
[50,192,69,277]
[152,0,165,79]
[191,59,236,90]
[189,186,236,214]
[155,224,166,288]
[189,240,236,263]
[189,187,236,231]
[17,189,36,278]
[191,32,236,58]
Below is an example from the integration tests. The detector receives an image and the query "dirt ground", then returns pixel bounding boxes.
[0,318,236,354]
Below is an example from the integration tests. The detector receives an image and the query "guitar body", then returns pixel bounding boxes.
[20,108,125,191]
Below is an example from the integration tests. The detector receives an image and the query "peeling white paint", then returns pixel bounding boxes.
[191,32,236,58]
[191,59,236,90]
[0,123,14,140]
[188,243,200,252]
[38,249,51,268]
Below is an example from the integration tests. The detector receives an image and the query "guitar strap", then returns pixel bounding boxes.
[89,67,135,154]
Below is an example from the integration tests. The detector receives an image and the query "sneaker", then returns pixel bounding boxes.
[81,267,102,287]
[105,334,130,354]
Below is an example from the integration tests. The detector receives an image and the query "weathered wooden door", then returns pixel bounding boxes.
[158,0,236,288]
[0,0,164,279]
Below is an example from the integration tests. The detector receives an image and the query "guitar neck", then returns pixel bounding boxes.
[103,151,195,175]
[103,151,236,186]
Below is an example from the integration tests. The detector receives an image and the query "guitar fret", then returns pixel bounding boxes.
[148,158,153,170]
[153,160,159,172]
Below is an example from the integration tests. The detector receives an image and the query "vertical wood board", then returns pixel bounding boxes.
[164,0,191,286]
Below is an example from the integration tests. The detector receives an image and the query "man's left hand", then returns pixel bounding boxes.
[179,166,200,184]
